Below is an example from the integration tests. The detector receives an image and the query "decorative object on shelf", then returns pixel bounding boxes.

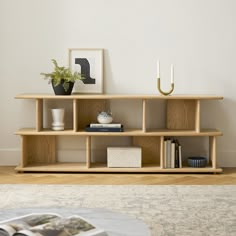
[97,111,113,124]
[107,147,142,168]
[187,157,207,168]
[51,108,65,131]
[157,61,174,96]
[69,48,104,94]
[41,59,83,95]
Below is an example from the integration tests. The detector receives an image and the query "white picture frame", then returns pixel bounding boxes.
[68,48,103,94]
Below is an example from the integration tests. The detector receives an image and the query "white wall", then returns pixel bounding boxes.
[0,0,235,166]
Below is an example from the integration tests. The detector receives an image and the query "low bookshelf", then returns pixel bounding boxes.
[15,94,223,173]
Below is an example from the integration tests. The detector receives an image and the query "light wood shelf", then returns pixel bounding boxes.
[15,93,223,173]
[15,128,222,136]
[15,93,223,100]
[15,163,222,173]
[15,162,87,172]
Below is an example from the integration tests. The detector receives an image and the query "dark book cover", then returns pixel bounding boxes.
[174,139,180,168]
[85,125,124,132]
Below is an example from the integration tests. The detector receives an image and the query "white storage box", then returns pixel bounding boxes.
[107,147,142,168]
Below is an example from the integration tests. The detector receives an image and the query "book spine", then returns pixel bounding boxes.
[90,123,122,128]
[86,127,123,132]
[175,140,179,168]
[179,145,182,168]
[166,139,172,168]
[164,140,167,168]
[171,142,175,168]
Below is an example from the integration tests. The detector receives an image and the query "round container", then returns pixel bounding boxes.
[97,111,113,124]
[187,157,207,168]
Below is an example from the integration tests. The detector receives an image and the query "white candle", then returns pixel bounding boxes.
[157,60,160,78]
[171,64,174,83]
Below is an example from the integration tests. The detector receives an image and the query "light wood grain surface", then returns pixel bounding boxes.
[15,94,224,100]
[0,167,235,184]
[14,94,223,174]
[15,128,222,136]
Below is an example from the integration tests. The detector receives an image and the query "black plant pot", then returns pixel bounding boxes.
[52,80,74,95]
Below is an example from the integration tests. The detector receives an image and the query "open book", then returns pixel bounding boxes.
[0,213,107,236]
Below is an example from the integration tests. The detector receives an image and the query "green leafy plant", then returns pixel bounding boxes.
[41,59,83,92]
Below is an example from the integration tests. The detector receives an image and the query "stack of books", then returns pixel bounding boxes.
[164,138,182,168]
[85,123,123,132]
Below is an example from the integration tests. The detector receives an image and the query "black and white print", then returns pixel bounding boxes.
[69,49,103,94]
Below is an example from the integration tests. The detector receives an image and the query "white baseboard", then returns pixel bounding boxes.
[0,149,236,167]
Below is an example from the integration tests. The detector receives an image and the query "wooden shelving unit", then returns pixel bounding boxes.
[15,94,223,173]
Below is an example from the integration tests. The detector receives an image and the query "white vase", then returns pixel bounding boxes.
[51,108,65,131]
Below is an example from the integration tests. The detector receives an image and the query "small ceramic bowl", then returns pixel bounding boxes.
[97,111,113,124]
[187,157,207,168]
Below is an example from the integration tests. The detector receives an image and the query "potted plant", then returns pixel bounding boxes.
[41,59,83,95]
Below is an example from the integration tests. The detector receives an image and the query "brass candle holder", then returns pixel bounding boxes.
[157,77,174,96]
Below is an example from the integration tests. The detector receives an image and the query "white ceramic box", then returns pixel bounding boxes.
[107,147,142,168]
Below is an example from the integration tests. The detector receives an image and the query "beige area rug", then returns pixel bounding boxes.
[0,185,235,236]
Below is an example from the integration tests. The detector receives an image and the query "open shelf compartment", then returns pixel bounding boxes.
[19,135,87,170]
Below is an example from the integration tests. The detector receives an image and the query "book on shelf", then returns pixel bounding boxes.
[178,145,182,168]
[89,123,122,128]
[164,139,172,168]
[164,140,167,168]
[0,213,107,236]
[85,125,123,132]
[164,138,182,168]
[174,139,179,168]
[171,141,175,168]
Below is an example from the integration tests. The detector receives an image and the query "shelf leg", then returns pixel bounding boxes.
[209,136,217,169]
[86,136,91,168]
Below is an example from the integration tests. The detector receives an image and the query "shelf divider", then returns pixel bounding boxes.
[142,99,146,132]
[36,99,43,131]
[195,100,200,132]
[167,99,196,130]
[86,136,91,168]
[209,136,217,169]
[160,136,164,169]
[21,136,27,168]
[73,99,78,132]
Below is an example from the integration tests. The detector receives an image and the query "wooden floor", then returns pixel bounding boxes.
[0,166,236,184]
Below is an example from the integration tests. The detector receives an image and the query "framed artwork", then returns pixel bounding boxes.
[69,48,104,94]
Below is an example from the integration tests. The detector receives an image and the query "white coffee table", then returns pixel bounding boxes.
[0,207,150,236]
